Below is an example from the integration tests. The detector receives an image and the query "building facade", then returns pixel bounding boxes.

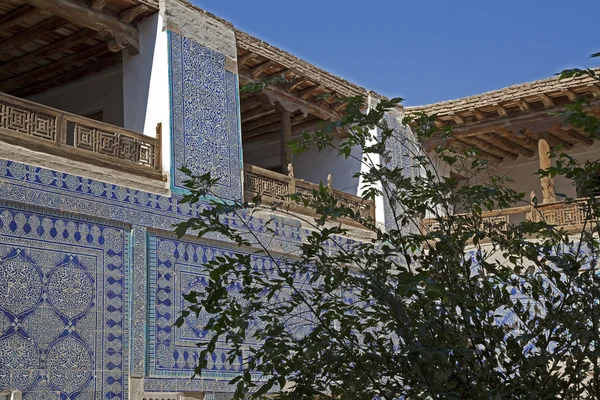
[0,0,405,398]
[0,0,597,399]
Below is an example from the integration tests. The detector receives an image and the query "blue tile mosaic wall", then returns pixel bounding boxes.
[146,232,317,393]
[0,203,129,399]
[0,158,311,397]
[169,31,243,200]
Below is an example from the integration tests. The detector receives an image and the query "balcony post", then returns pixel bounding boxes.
[538,137,556,204]
[279,106,292,175]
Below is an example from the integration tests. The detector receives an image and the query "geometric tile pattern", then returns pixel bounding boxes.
[146,233,317,393]
[169,31,242,200]
[0,203,129,399]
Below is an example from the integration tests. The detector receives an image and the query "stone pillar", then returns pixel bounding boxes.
[538,138,556,204]
[162,0,243,200]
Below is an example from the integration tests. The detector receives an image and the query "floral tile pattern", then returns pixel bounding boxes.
[169,31,242,200]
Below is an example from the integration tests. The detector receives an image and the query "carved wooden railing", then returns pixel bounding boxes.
[532,198,591,228]
[243,163,375,224]
[0,92,163,180]
[422,198,600,234]
[421,206,532,233]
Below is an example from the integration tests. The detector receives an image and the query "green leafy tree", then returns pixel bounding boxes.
[174,69,600,398]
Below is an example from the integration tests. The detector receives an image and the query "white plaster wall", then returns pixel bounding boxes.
[294,135,363,194]
[26,66,124,127]
[243,135,363,195]
[122,13,172,178]
[458,139,600,203]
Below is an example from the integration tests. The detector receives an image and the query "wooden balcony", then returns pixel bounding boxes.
[422,199,598,234]
[0,92,163,180]
[243,163,375,226]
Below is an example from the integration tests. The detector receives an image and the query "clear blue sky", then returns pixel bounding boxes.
[192,0,600,106]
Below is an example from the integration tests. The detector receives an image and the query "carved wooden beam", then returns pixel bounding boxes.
[120,4,151,23]
[0,16,67,54]
[1,42,112,92]
[0,29,97,75]
[239,72,339,121]
[0,5,40,31]
[485,133,534,158]
[22,0,140,54]
[91,0,111,10]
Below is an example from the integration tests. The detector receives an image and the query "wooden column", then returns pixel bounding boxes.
[538,137,556,204]
[279,107,292,175]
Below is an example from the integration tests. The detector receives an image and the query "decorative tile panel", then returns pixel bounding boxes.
[169,31,242,200]
[146,232,316,393]
[0,203,129,399]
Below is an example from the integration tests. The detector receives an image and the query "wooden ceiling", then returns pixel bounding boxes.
[407,73,600,164]
[0,0,156,97]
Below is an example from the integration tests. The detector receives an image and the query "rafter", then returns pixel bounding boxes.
[241,107,275,123]
[298,84,322,99]
[449,112,464,125]
[495,104,508,117]
[0,16,66,54]
[242,113,281,131]
[449,138,502,164]
[496,128,538,149]
[515,99,530,113]
[237,52,255,67]
[546,132,573,150]
[289,77,310,92]
[0,5,40,32]
[22,0,140,54]
[14,52,120,97]
[0,29,97,75]
[461,136,517,160]
[250,60,274,78]
[485,133,534,158]
[538,93,555,108]
[1,42,111,92]
[239,72,339,121]
[470,108,485,121]
[551,127,593,146]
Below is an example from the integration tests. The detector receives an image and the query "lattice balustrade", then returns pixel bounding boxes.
[0,98,57,142]
[243,163,375,222]
[535,201,588,226]
[72,121,156,168]
[244,168,290,201]
[0,92,162,178]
